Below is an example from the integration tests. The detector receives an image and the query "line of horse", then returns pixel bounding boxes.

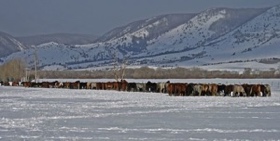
[0,80,271,97]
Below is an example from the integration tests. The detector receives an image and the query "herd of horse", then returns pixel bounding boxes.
[0,80,271,97]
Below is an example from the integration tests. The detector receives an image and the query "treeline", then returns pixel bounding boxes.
[38,67,280,79]
[0,59,26,82]
[1,59,280,82]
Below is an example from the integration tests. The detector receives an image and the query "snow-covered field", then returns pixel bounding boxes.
[1,79,280,141]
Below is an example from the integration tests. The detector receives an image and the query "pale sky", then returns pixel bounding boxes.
[0,0,279,36]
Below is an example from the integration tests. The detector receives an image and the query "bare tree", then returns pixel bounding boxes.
[112,49,120,82]
[110,49,129,82]
[33,46,39,82]
[120,55,129,80]
[0,59,26,82]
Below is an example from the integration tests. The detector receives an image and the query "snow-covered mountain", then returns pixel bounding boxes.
[17,33,98,46]
[2,5,280,71]
[0,31,27,59]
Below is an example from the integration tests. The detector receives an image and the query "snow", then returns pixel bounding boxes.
[42,65,66,71]
[9,38,25,51]
[2,6,280,71]
[142,8,227,56]
[37,42,59,48]
[1,79,280,140]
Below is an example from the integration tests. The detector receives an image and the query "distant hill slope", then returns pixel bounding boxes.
[95,13,196,43]
[0,31,27,58]
[17,33,98,46]
[2,5,280,71]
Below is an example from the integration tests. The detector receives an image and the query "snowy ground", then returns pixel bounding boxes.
[1,79,280,141]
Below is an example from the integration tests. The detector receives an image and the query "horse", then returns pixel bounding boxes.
[54,81,62,88]
[11,81,20,86]
[192,84,202,96]
[157,82,166,93]
[70,81,80,89]
[127,83,137,92]
[263,84,271,97]
[167,83,175,96]
[233,85,246,97]
[104,82,113,90]
[242,84,253,97]
[22,82,32,87]
[117,80,128,91]
[217,84,226,96]
[224,84,234,96]
[146,81,157,92]
[201,83,210,96]
[80,82,87,89]
[136,83,146,92]
[96,82,104,90]
[186,83,194,96]
[86,82,97,89]
[250,84,262,97]
[63,82,71,89]
[174,83,187,96]
[208,83,218,96]
[42,81,50,88]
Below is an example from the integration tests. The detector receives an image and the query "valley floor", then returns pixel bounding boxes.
[1,79,280,140]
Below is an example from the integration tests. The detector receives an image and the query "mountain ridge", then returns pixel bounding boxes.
[1,5,280,71]
[17,33,98,46]
[0,31,27,58]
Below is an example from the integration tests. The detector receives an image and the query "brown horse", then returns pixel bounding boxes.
[42,82,50,88]
[175,83,187,96]
[242,84,253,97]
[250,84,262,97]
[105,82,114,90]
[201,83,210,96]
[167,83,175,96]
[119,80,128,91]
[22,82,32,87]
[208,83,218,96]
[63,82,71,89]
[96,82,106,90]
[167,83,187,96]
[70,81,80,89]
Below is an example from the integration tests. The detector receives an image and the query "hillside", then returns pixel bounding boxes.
[0,31,27,58]
[17,33,98,46]
[2,5,280,71]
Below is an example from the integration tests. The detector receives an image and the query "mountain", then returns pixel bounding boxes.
[96,13,196,42]
[0,31,27,58]
[2,5,280,71]
[17,33,98,46]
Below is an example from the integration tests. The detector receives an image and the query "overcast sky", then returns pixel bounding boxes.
[0,0,279,37]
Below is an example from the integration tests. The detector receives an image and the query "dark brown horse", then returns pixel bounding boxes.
[174,83,187,96]
[250,84,262,97]
[242,84,253,97]
[119,80,128,91]
[22,82,32,87]
[70,81,80,89]
[105,82,114,90]
[42,81,50,88]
